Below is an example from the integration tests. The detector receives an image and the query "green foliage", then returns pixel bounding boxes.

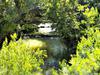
[1,0,100,75]
[0,34,47,75]
[0,0,17,35]
[80,7,99,26]
[42,27,100,75]
[0,0,42,36]
[45,0,80,39]
[59,27,100,75]
[77,4,100,35]
[21,24,38,33]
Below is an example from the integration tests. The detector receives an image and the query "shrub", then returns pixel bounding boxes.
[30,27,100,75]
[0,33,47,75]
[59,27,100,75]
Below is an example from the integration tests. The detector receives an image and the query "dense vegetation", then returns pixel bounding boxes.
[0,33,47,75]
[0,0,100,75]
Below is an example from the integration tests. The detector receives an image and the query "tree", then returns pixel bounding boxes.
[0,0,43,48]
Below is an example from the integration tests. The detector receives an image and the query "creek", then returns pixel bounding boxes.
[23,23,69,69]
[23,36,69,69]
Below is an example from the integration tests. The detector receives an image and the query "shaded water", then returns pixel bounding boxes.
[23,22,68,68]
[23,36,68,68]
[43,37,68,69]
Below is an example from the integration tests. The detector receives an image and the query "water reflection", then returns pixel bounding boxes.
[23,36,68,68]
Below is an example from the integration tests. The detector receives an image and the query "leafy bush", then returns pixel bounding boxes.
[59,27,100,75]
[0,33,47,75]
[43,27,100,75]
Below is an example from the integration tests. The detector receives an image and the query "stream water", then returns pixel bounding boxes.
[23,23,69,69]
[23,36,68,69]
[41,37,68,69]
